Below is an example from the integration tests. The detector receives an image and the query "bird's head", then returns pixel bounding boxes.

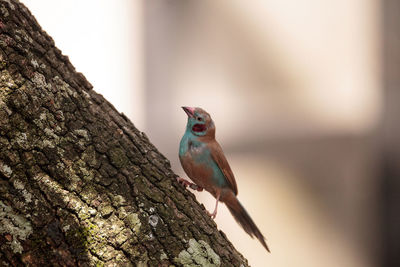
[182,106,215,137]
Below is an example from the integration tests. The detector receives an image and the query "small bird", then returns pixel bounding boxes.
[178,106,270,252]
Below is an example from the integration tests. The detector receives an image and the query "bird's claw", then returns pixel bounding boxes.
[176,177,203,192]
[176,177,189,188]
[206,210,217,219]
[190,184,203,192]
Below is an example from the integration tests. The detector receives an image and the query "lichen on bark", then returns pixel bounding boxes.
[0,0,249,266]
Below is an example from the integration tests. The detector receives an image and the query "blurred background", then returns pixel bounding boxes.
[21,0,400,266]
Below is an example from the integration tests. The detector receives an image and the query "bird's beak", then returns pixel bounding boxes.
[182,106,195,118]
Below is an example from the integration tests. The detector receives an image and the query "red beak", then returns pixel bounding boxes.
[182,107,194,118]
[182,106,195,118]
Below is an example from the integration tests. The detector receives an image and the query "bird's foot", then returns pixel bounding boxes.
[206,210,217,219]
[176,177,203,192]
[207,195,220,219]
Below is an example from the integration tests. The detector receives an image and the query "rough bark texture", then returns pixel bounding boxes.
[0,1,248,266]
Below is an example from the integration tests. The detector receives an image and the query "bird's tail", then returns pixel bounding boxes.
[224,192,270,252]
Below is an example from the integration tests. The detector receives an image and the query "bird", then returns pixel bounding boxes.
[178,106,270,252]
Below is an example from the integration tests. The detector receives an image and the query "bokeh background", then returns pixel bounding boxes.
[21,1,400,266]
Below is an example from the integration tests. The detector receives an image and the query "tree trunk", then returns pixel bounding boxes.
[0,1,248,266]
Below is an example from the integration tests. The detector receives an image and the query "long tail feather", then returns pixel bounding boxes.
[224,192,270,252]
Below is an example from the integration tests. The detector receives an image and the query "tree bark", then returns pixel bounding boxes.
[0,1,248,266]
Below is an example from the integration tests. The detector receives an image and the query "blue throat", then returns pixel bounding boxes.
[179,126,228,188]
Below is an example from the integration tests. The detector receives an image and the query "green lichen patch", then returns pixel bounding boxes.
[13,132,30,150]
[108,147,129,169]
[14,29,33,44]
[1,4,9,17]
[114,228,132,247]
[0,69,18,100]
[99,204,113,218]
[0,159,12,178]
[93,244,120,262]
[79,184,99,204]
[175,239,221,267]
[64,219,116,261]
[63,164,86,192]
[32,112,48,130]
[117,206,128,220]
[0,99,12,134]
[99,214,124,238]
[78,205,93,220]
[74,159,94,183]
[74,129,90,142]
[81,145,98,168]
[112,194,126,207]
[66,194,86,213]
[36,171,71,208]
[136,259,148,267]
[125,213,141,235]
[141,164,164,182]
[31,72,49,89]
[10,177,33,204]
[0,201,33,254]
[30,59,39,69]
[65,223,94,255]
[44,127,59,139]
[160,251,168,261]
[135,176,165,203]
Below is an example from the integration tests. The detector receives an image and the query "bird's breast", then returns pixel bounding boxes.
[179,136,229,193]
[180,138,212,186]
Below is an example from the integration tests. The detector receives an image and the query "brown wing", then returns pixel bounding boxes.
[208,140,238,195]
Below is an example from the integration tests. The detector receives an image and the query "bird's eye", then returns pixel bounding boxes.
[197,117,202,121]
